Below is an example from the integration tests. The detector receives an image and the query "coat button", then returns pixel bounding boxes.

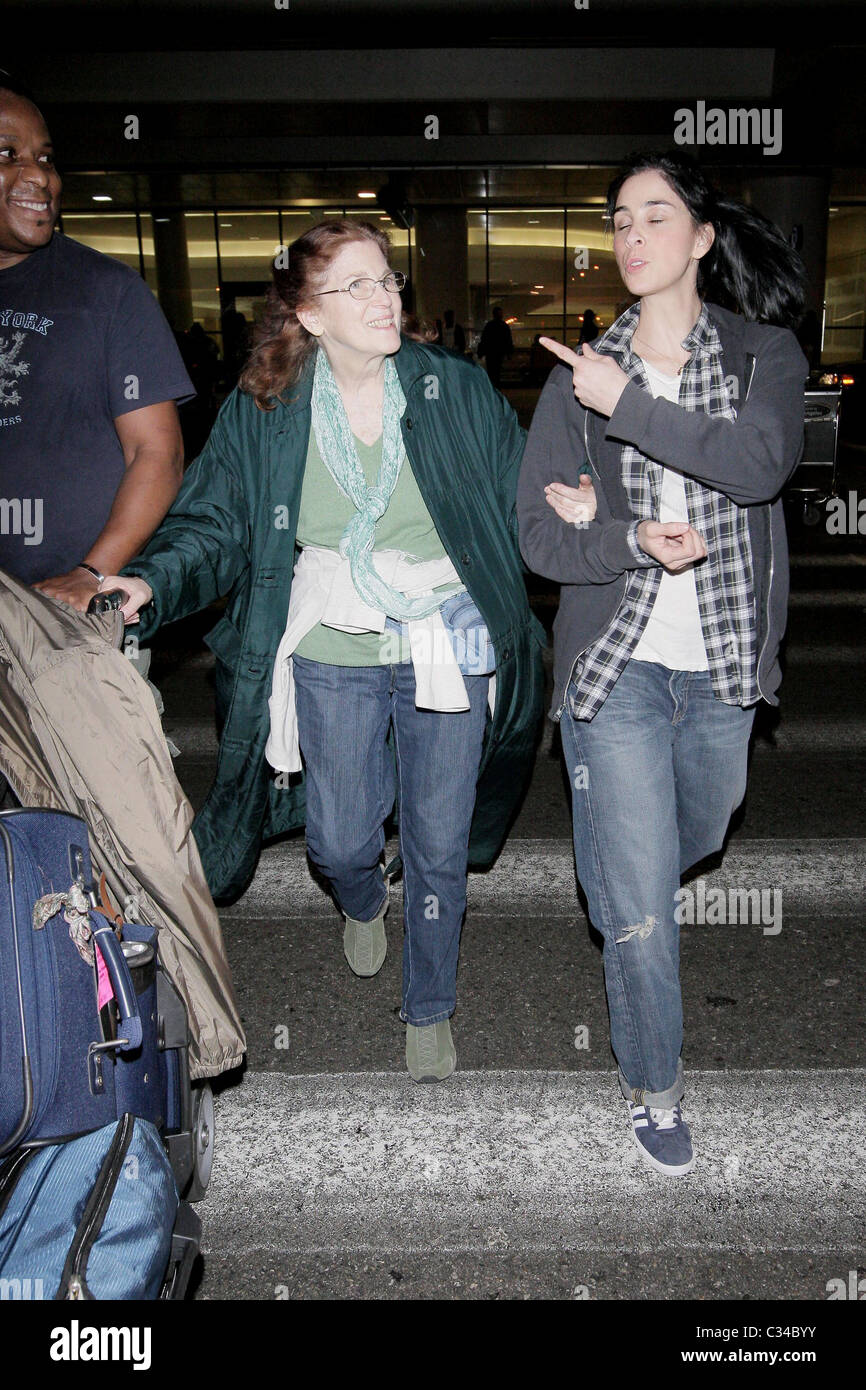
[461,552,472,567]
[405,418,413,430]
[501,646,511,660]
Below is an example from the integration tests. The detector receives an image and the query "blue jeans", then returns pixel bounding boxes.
[292,654,490,1026]
[560,661,755,1107]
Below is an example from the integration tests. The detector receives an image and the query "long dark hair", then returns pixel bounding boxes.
[606,151,808,329]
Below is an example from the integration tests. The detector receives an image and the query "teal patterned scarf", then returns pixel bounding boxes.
[310,348,461,620]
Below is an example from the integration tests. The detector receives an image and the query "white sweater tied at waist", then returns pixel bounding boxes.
[266,545,496,774]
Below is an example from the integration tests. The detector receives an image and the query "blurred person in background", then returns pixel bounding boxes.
[477,305,513,388]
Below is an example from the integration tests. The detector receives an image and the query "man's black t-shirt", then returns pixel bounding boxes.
[0,233,194,583]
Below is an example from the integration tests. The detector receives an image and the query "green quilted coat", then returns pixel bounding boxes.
[126,338,546,901]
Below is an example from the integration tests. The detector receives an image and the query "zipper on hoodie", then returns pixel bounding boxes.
[755,505,775,703]
[57,1113,135,1300]
[739,351,774,705]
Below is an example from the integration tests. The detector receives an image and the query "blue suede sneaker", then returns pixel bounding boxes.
[628,1100,695,1176]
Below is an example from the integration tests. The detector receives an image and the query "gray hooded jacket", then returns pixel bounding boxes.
[516,302,808,718]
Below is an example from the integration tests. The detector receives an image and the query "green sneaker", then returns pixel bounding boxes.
[343,906,387,977]
[406,1019,456,1083]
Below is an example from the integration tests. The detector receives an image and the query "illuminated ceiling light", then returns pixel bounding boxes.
[220,222,233,227]
[534,284,544,289]
[92,195,112,202]
[593,265,599,270]
[357,191,376,199]
[154,217,170,223]
[528,219,539,224]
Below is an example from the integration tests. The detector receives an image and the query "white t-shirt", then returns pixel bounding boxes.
[630,357,709,671]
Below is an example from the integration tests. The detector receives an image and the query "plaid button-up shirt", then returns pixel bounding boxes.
[568,303,758,719]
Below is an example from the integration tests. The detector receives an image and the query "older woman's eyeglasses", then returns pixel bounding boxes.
[312,271,406,301]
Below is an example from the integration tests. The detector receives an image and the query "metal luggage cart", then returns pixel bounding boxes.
[786,387,841,525]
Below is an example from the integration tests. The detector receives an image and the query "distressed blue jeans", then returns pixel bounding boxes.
[560,660,755,1106]
[292,654,490,1026]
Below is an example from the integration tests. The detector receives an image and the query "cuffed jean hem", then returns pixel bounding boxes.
[399,1007,454,1027]
[342,887,389,925]
[618,1057,685,1109]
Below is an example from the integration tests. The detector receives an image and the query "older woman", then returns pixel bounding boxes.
[101,219,549,1081]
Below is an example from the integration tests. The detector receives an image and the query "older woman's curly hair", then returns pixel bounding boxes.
[240,219,395,409]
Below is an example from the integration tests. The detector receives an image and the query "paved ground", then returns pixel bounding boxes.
[145,454,866,1303]
[195,1070,865,1302]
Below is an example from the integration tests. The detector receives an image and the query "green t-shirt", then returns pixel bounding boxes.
[294,428,453,665]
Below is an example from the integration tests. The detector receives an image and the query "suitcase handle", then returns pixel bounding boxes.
[86,589,128,615]
[91,921,143,1051]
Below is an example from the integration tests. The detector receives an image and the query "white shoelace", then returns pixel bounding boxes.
[648,1106,678,1130]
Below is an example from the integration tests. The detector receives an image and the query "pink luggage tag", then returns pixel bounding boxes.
[95,939,116,1010]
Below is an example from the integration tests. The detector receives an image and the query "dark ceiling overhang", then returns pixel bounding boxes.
[4,0,865,49]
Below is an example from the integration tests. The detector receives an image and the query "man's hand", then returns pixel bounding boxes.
[637,520,707,573]
[33,568,101,612]
[539,338,630,418]
[545,474,598,526]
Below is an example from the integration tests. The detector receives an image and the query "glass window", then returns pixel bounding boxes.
[59,213,142,274]
[484,210,565,365]
[279,208,331,248]
[467,210,488,351]
[566,209,627,349]
[216,210,281,284]
[182,212,221,336]
[139,213,157,291]
[823,206,866,364]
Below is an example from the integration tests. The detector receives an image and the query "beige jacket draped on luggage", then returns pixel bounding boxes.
[0,569,245,1080]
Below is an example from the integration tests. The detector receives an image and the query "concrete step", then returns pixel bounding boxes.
[194,1068,866,1298]
[787,589,866,608]
[161,710,866,759]
[220,835,866,919]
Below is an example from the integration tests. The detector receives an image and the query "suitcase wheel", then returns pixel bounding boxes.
[185,1082,215,1202]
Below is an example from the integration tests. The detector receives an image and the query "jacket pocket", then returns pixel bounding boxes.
[204,614,243,669]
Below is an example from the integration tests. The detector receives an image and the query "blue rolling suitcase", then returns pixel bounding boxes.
[0,807,207,1298]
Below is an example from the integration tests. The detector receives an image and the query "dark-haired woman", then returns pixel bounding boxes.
[99,219,546,1082]
[518,153,808,1175]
